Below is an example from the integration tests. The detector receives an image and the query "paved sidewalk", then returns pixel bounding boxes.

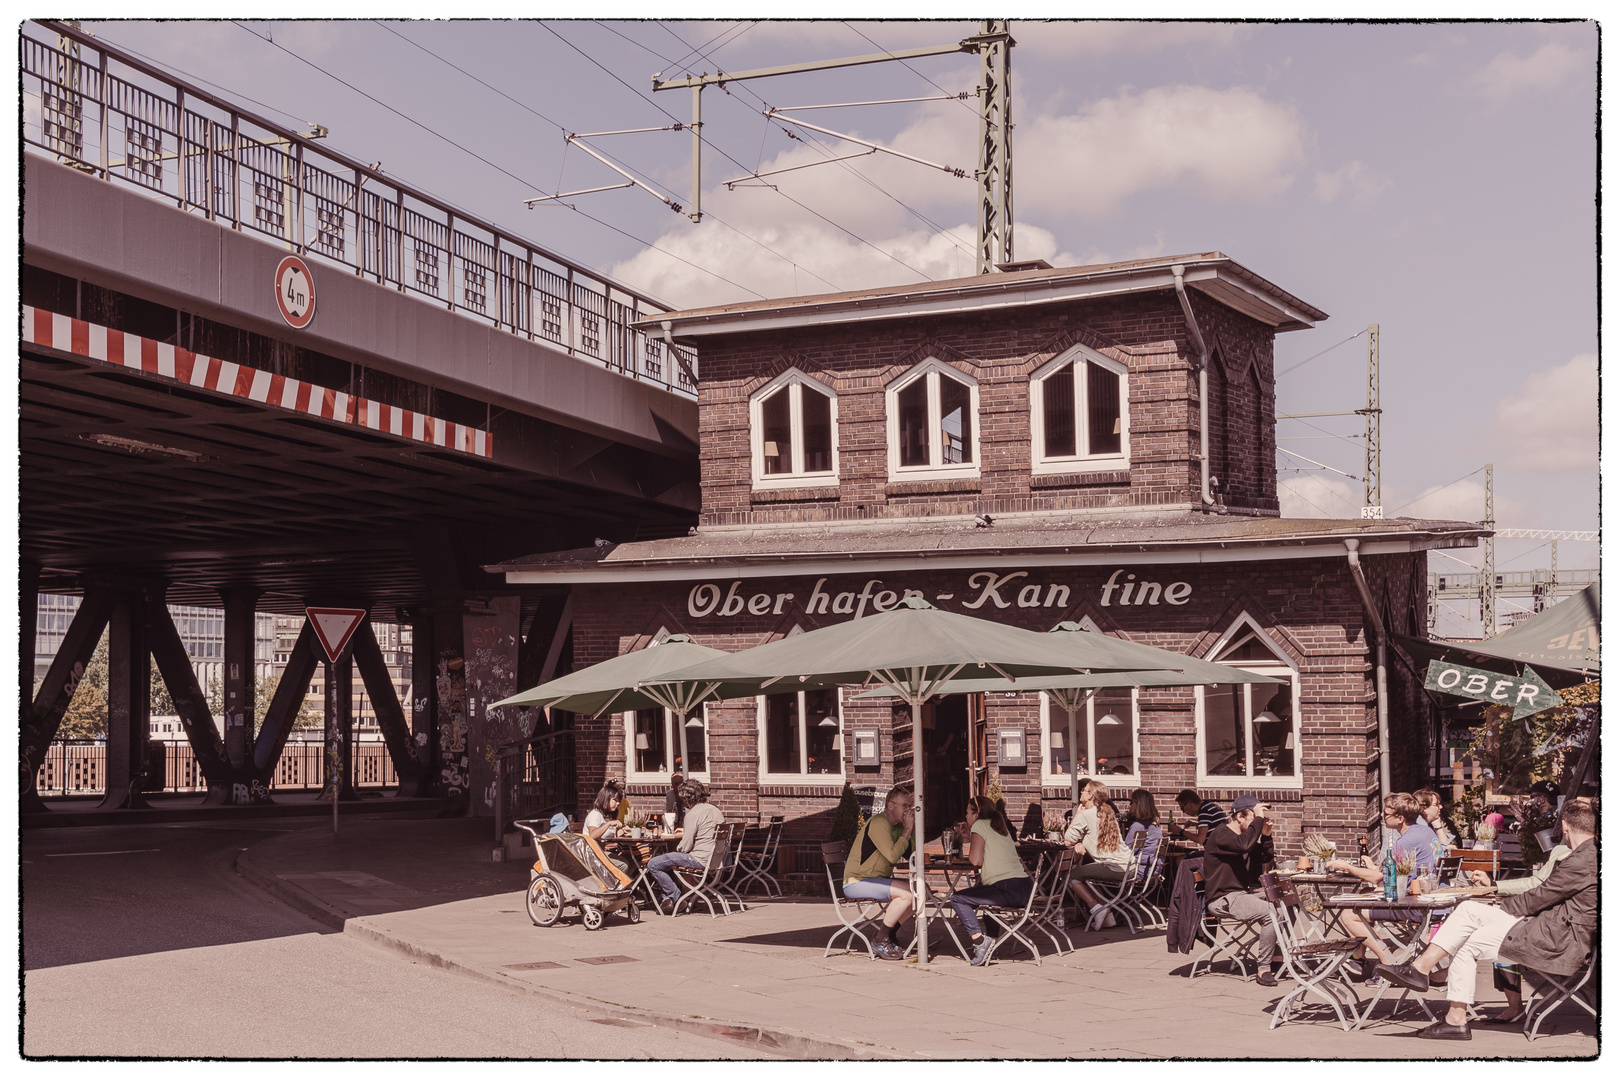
[237,817,1598,1060]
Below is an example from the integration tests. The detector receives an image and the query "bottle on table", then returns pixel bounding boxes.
[1381,844,1398,900]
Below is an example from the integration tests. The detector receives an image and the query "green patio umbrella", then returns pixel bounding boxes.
[657,596,1184,966]
[490,633,744,773]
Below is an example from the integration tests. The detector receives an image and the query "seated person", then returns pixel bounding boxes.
[1122,788,1165,882]
[584,783,629,872]
[1467,829,1577,1023]
[1063,780,1135,928]
[646,780,725,913]
[1326,792,1439,981]
[950,795,1033,966]
[664,771,685,829]
[1415,787,1459,849]
[1202,794,1281,987]
[1019,800,1045,840]
[1168,788,1228,846]
[841,787,916,961]
[1379,799,1597,1040]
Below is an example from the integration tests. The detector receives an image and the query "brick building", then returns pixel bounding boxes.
[495,254,1483,862]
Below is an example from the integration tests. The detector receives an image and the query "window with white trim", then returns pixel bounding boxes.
[1030,344,1129,474]
[624,705,710,784]
[758,687,845,782]
[1039,688,1140,786]
[885,358,979,480]
[750,369,837,488]
[1195,614,1302,788]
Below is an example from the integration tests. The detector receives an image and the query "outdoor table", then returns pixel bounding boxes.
[1269,870,1365,941]
[599,833,681,914]
[896,855,979,962]
[1319,891,1467,1030]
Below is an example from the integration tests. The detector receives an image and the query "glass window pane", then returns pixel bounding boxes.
[803,689,839,774]
[764,693,800,773]
[1047,697,1074,777]
[800,387,832,473]
[1204,685,1247,776]
[1087,362,1122,455]
[939,375,973,464]
[897,377,929,466]
[681,713,707,773]
[1092,689,1134,776]
[1042,363,1076,458]
[760,388,791,474]
[633,708,666,773]
[1253,683,1296,777]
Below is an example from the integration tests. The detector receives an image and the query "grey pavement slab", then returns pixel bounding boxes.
[237,817,1599,1060]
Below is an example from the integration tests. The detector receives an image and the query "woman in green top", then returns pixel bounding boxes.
[841,788,917,961]
[951,795,1033,966]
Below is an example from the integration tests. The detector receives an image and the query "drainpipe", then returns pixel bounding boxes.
[1344,539,1392,818]
[1171,265,1217,511]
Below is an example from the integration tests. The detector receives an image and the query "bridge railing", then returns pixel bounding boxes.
[493,729,577,844]
[34,739,399,796]
[21,22,698,398]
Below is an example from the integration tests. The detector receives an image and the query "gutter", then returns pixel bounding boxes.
[1343,539,1392,814]
[1172,265,1218,512]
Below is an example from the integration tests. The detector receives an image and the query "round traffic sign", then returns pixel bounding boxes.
[274,255,316,328]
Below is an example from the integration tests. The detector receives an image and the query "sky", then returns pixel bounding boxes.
[20,12,1602,637]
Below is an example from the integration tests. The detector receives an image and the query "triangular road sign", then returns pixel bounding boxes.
[306,607,368,663]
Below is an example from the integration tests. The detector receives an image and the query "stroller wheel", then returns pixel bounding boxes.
[525,874,564,927]
[626,900,641,924]
[582,905,605,930]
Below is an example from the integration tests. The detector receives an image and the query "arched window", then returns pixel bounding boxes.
[885,357,980,479]
[1195,614,1302,789]
[1030,344,1129,473]
[749,369,838,488]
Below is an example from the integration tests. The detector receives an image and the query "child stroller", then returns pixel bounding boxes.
[513,818,639,930]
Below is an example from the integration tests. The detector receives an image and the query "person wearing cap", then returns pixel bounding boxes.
[1201,794,1280,986]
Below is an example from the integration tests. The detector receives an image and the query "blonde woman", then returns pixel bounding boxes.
[1063,780,1135,927]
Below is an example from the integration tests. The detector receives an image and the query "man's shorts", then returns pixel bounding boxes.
[843,877,903,901]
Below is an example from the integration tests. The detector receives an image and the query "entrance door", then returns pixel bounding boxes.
[923,695,972,839]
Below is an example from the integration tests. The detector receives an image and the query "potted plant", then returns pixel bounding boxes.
[1473,820,1498,850]
[1303,833,1338,874]
[1394,849,1417,897]
[1043,815,1066,843]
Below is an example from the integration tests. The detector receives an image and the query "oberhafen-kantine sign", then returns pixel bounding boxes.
[1423,659,1564,720]
[687,568,1193,620]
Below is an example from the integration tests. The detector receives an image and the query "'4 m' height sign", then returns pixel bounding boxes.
[1423,659,1563,720]
[275,255,316,329]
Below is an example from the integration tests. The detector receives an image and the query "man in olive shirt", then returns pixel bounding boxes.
[1202,794,1280,986]
[842,788,916,960]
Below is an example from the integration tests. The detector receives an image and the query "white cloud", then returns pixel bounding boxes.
[1010,21,1243,60]
[1472,42,1582,101]
[1400,479,1492,523]
[1313,160,1392,206]
[1279,474,1361,519]
[1493,353,1598,472]
[1017,85,1304,218]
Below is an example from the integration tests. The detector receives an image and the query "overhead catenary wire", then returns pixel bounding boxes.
[1386,466,1487,516]
[1276,447,1360,481]
[1276,328,1367,378]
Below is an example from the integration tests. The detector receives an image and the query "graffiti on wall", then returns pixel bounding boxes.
[437,652,469,813]
[463,598,521,814]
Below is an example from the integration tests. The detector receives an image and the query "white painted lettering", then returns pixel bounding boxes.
[806,577,832,615]
[1164,582,1193,605]
[1135,581,1163,605]
[963,570,1027,610]
[832,592,856,614]
[1462,673,1489,694]
[773,593,794,615]
[1016,584,1044,608]
[872,590,898,612]
[1437,667,1462,690]
[853,579,883,619]
[1119,574,1138,606]
[1044,584,1070,608]
[1490,679,1514,702]
[1514,683,1542,708]
[747,593,772,615]
[1100,569,1125,607]
[720,581,746,617]
[688,583,720,618]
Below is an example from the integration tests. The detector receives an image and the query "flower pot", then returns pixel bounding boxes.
[1534,828,1560,852]
[1310,856,1327,875]
[1395,873,1410,898]
[629,827,643,839]
[1473,839,1495,850]
[1047,831,1062,842]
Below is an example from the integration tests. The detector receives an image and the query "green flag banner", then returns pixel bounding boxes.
[1424,659,1564,720]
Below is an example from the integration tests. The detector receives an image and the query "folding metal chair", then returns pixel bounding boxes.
[1189,871,1260,979]
[974,854,1047,967]
[1027,848,1077,956]
[1521,955,1596,1041]
[820,840,885,959]
[1261,872,1364,1032]
[707,823,749,912]
[1131,840,1170,930]
[669,823,734,917]
[736,815,785,897]
[1090,832,1166,933]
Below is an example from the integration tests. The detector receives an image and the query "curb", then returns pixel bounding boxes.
[25,796,440,829]
[234,841,891,1061]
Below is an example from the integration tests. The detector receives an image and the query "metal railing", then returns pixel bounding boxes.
[21,21,698,397]
[494,729,577,844]
[34,739,399,796]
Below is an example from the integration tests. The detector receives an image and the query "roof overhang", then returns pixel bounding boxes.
[634,253,1327,341]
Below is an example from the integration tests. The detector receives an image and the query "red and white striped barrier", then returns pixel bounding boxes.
[21,305,493,458]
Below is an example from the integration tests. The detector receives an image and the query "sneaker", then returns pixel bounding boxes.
[1417,1020,1471,1041]
[1089,904,1117,929]
[1376,961,1432,994]
[970,937,994,967]
[1256,971,1279,988]
[872,938,905,961]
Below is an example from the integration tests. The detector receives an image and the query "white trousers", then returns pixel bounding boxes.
[1431,900,1521,1005]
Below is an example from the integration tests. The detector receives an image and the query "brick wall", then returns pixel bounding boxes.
[694,290,1279,528]
[566,550,1428,860]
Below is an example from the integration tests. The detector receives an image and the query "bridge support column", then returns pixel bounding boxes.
[221,588,261,772]
[23,588,115,814]
[320,654,359,801]
[99,592,152,810]
[432,601,469,816]
[352,618,427,796]
[464,596,522,817]
[406,610,438,797]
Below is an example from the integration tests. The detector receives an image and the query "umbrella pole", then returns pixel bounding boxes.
[912,695,927,967]
[1068,705,1081,809]
[677,709,690,777]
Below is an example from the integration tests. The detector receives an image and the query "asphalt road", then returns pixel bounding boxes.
[21,820,769,1059]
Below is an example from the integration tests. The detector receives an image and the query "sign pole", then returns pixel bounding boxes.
[305,606,369,836]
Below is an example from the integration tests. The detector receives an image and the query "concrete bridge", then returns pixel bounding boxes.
[19,21,699,817]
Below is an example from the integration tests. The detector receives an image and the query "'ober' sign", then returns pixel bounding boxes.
[1423,659,1563,720]
[275,255,316,328]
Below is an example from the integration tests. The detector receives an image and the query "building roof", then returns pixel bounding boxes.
[491,514,1486,584]
[634,252,1329,340]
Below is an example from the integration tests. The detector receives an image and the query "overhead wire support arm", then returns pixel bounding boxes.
[564,134,685,214]
[524,181,636,206]
[772,92,972,112]
[768,111,973,177]
[724,148,877,190]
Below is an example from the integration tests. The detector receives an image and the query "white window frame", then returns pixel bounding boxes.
[885,357,981,481]
[1038,688,1141,788]
[622,703,712,785]
[756,686,847,785]
[749,368,839,490]
[1029,344,1130,475]
[1194,612,1303,790]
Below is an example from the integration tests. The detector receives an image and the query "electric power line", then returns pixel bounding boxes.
[1276,328,1366,378]
[840,21,981,119]
[1386,466,1488,516]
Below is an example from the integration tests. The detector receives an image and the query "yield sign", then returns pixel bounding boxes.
[306,607,368,663]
